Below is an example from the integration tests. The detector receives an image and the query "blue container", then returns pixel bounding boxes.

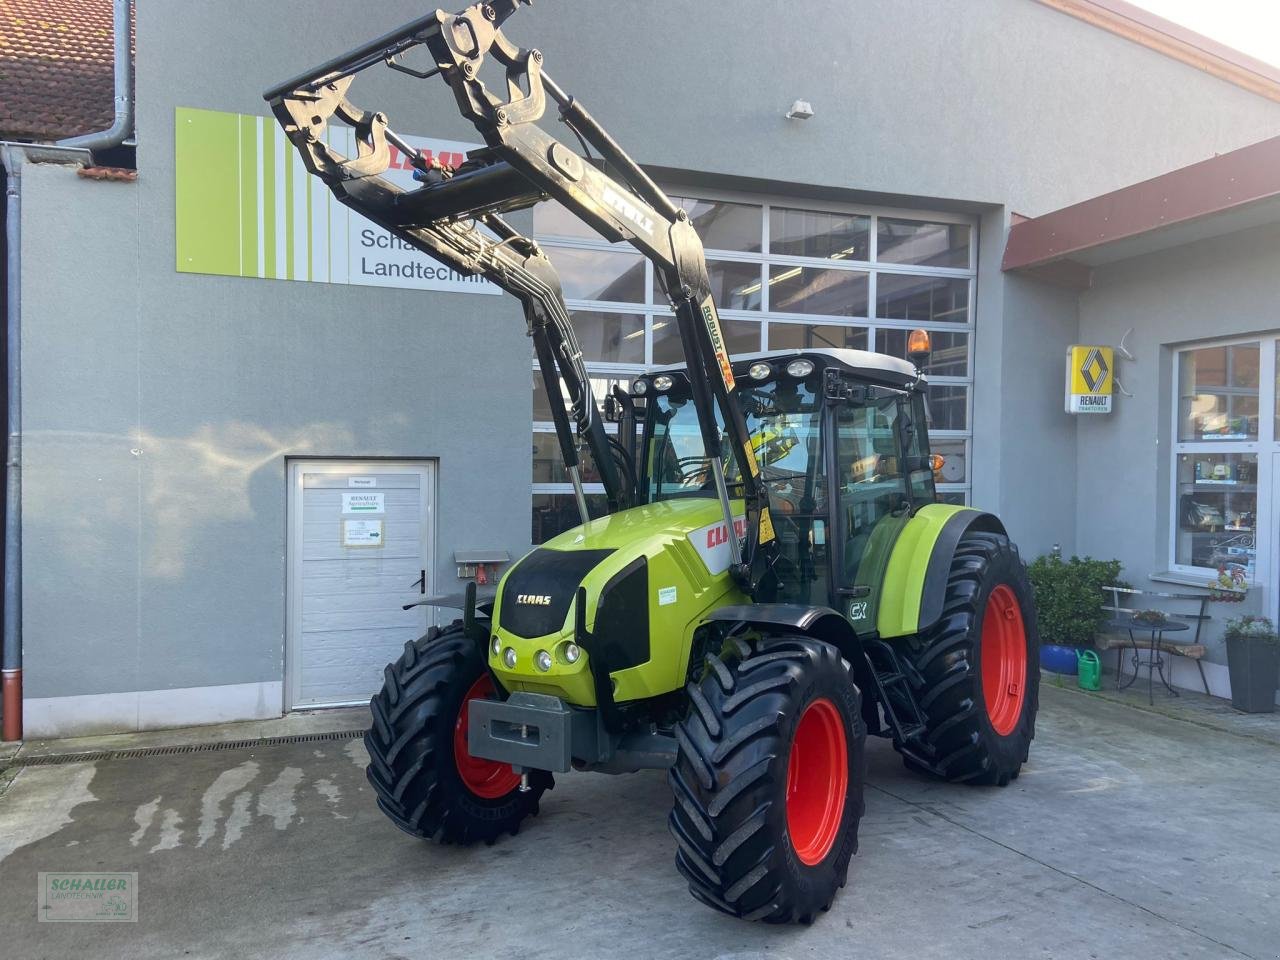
[1041,644,1079,675]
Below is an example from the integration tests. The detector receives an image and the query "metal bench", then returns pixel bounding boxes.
[1099,585,1211,695]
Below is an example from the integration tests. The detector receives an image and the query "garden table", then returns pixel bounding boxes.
[1107,618,1191,705]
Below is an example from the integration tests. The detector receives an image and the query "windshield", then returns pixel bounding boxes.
[645,378,825,509]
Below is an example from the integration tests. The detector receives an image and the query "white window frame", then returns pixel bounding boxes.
[1168,335,1275,594]
[531,189,980,539]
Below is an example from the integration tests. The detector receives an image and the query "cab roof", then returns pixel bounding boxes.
[647,347,921,385]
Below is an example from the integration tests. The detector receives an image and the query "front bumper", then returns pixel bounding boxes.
[467,692,600,773]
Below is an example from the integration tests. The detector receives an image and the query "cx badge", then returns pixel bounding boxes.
[1065,345,1114,414]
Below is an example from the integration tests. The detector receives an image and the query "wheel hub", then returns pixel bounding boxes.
[980,584,1028,736]
[454,675,523,799]
[785,697,848,866]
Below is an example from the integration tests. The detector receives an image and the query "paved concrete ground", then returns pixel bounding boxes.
[1,684,1277,960]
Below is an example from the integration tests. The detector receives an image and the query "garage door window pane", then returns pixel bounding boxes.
[545,246,646,303]
[877,274,969,323]
[533,493,610,544]
[652,315,761,364]
[877,218,970,268]
[771,207,870,261]
[532,432,604,484]
[927,384,967,431]
[533,200,600,240]
[1178,343,1260,441]
[669,196,762,253]
[769,266,868,317]
[770,322,867,351]
[533,373,631,423]
[876,329,969,377]
[569,311,645,364]
[930,439,967,484]
[654,260,762,311]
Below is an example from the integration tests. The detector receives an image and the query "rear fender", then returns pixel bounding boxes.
[877,505,1007,639]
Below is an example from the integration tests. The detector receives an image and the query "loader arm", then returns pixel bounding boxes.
[264,0,780,596]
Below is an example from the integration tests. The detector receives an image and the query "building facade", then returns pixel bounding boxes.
[4,0,1280,737]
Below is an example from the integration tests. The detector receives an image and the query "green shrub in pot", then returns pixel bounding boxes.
[1223,615,1280,714]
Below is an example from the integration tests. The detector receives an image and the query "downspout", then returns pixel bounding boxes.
[58,0,134,153]
[2,146,22,741]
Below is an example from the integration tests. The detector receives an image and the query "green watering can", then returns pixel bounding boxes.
[1076,649,1102,691]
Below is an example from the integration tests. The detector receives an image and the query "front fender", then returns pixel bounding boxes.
[877,505,1007,638]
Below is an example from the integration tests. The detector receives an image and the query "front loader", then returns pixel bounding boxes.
[266,1,1040,924]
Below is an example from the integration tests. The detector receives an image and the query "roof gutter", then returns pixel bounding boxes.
[58,0,134,152]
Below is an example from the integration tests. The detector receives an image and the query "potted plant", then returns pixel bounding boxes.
[1027,554,1123,674]
[1223,615,1280,713]
[1209,566,1248,603]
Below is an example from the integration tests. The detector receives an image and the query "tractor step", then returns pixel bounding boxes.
[862,638,933,756]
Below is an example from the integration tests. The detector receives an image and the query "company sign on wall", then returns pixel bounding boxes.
[1064,345,1114,414]
[174,107,498,295]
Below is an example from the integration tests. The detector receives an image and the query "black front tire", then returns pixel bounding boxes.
[668,635,866,924]
[364,622,550,843]
[907,532,1040,785]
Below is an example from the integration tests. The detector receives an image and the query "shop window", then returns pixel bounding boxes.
[877,218,971,269]
[769,265,869,317]
[770,322,868,351]
[1175,453,1257,577]
[1177,343,1260,441]
[876,328,969,377]
[652,315,761,364]
[876,274,969,323]
[771,207,870,262]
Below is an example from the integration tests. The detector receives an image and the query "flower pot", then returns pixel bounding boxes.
[1041,644,1078,675]
[1225,636,1280,713]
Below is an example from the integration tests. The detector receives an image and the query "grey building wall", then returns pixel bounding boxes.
[15,0,1280,727]
[1076,220,1280,663]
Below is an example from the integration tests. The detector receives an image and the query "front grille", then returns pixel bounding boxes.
[498,548,614,639]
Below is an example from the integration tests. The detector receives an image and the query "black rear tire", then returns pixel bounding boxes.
[668,635,866,923]
[906,532,1040,785]
[364,622,550,843]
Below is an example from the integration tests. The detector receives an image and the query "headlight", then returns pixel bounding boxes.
[491,636,501,656]
[631,380,648,395]
[502,647,517,669]
[563,642,581,664]
[653,374,674,391]
[748,362,772,381]
[534,650,553,672]
[785,358,815,378]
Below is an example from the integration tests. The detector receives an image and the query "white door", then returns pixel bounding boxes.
[286,460,436,709]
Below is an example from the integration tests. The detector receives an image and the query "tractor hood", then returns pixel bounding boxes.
[489,498,747,706]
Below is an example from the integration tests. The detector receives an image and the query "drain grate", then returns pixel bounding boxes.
[2,729,365,769]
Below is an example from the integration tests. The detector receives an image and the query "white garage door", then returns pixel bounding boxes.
[287,460,436,708]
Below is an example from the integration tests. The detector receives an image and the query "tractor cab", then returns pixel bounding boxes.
[627,348,937,628]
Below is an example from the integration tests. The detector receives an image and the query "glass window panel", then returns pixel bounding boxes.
[568,311,645,365]
[936,490,969,506]
[544,246,645,302]
[876,274,969,323]
[876,328,969,377]
[533,200,600,241]
[652,315,762,364]
[532,432,605,484]
[931,439,967,484]
[533,372,632,423]
[926,384,967,431]
[653,260,762,311]
[1175,452,1257,573]
[877,218,971,268]
[532,492,610,544]
[769,322,868,351]
[1178,343,1260,441]
[668,195,762,252]
[769,266,869,317]
[770,207,870,261]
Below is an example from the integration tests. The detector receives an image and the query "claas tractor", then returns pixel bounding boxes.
[266,0,1039,924]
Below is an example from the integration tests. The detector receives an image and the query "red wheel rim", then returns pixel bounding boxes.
[785,697,848,867]
[454,675,522,799]
[981,584,1028,736]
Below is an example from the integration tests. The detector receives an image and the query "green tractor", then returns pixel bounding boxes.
[266,0,1039,924]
